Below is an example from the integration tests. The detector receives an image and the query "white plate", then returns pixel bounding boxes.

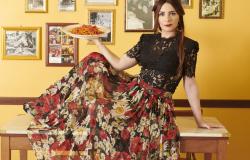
[61,24,110,39]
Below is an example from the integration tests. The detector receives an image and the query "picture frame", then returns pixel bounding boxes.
[1,27,41,60]
[88,9,115,44]
[58,0,76,12]
[46,23,79,66]
[199,0,224,19]
[181,0,192,8]
[125,0,154,32]
[85,0,117,5]
[25,0,48,13]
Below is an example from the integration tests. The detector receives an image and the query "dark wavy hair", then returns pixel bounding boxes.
[152,0,185,77]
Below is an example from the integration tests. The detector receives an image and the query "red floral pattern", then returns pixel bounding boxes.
[24,52,179,160]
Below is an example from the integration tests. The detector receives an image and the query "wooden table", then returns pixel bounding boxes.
[176,116,230,160]
[0,114,230,160]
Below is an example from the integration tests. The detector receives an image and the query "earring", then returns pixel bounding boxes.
[176,24,183,32]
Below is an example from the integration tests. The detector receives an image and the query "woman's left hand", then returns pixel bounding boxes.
[197,120,223,129]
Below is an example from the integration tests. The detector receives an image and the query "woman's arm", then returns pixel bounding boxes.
[183,76,212,129]
[91,38,137,71]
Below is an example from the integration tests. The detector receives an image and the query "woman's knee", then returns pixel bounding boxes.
[82,52,106,63]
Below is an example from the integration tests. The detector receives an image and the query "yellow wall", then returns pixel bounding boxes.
[0,0,250,160]
[0,0,250,99]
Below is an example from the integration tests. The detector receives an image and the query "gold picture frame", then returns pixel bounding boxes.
[1,26,41,60]
[25,0,48,13]
[125,0,154,32]
[58,0,76,12]
[46,23,79,67]
[181,0,192,8]
[88,9,115,44]
[85,0,117,5]
[199,0,224,19]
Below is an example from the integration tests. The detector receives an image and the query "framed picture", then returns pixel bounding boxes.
[85,0,117,5]
[199,0,224,19]
[46,23,78,66]
[181,0,192,8]
[25,0,48,13]
[58,0,76,11]
[88,9,114,44]
[125,0,154,32]
[1,27,41,60]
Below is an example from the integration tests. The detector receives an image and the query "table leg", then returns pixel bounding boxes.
[191,153,197,160]
[204,153,212,160]
[20,150,27,160]
[217,140,227,160]
[1,136,11,160]
[185,153,192,160]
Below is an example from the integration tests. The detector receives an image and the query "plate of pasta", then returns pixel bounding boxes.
[61,24,110,39]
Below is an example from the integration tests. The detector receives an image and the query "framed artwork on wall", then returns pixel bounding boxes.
[46,23,78,66]
[58,0,76,11]
[1,27,41,60]
[88,9,114,44]
[199,0,224,19]
[181,0,192,8]
[25,0,48,13]
[85,0,117,5]
[125,0,154,32]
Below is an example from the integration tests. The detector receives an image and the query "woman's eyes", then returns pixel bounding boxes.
[159,12,165,16]
[159,12,177,16]
[170,12,177,16]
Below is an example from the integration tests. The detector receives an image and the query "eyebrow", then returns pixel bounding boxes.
[159,10,176,13]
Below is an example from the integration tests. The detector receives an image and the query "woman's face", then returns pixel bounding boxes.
[158,2,180,35]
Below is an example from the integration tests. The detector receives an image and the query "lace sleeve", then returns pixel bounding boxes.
[125,34,144,63]
[183,41,199,77]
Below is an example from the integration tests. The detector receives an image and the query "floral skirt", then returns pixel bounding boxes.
[23,52,180,160]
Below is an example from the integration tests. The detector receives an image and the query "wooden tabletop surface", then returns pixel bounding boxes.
[0,114,230,138]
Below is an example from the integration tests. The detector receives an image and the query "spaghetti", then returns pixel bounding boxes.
[71,25,104,35]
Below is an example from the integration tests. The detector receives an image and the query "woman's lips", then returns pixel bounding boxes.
[165,24,172,27]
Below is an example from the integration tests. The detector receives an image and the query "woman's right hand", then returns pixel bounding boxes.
[89,37,101,45]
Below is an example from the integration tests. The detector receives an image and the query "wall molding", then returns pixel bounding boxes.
[173,99,250,108]
[0,97,36,105]
[0,97,249,108]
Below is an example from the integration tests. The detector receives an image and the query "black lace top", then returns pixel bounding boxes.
[125,33,199,93]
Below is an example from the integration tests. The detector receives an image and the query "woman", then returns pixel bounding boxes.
[24,0,215,159]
